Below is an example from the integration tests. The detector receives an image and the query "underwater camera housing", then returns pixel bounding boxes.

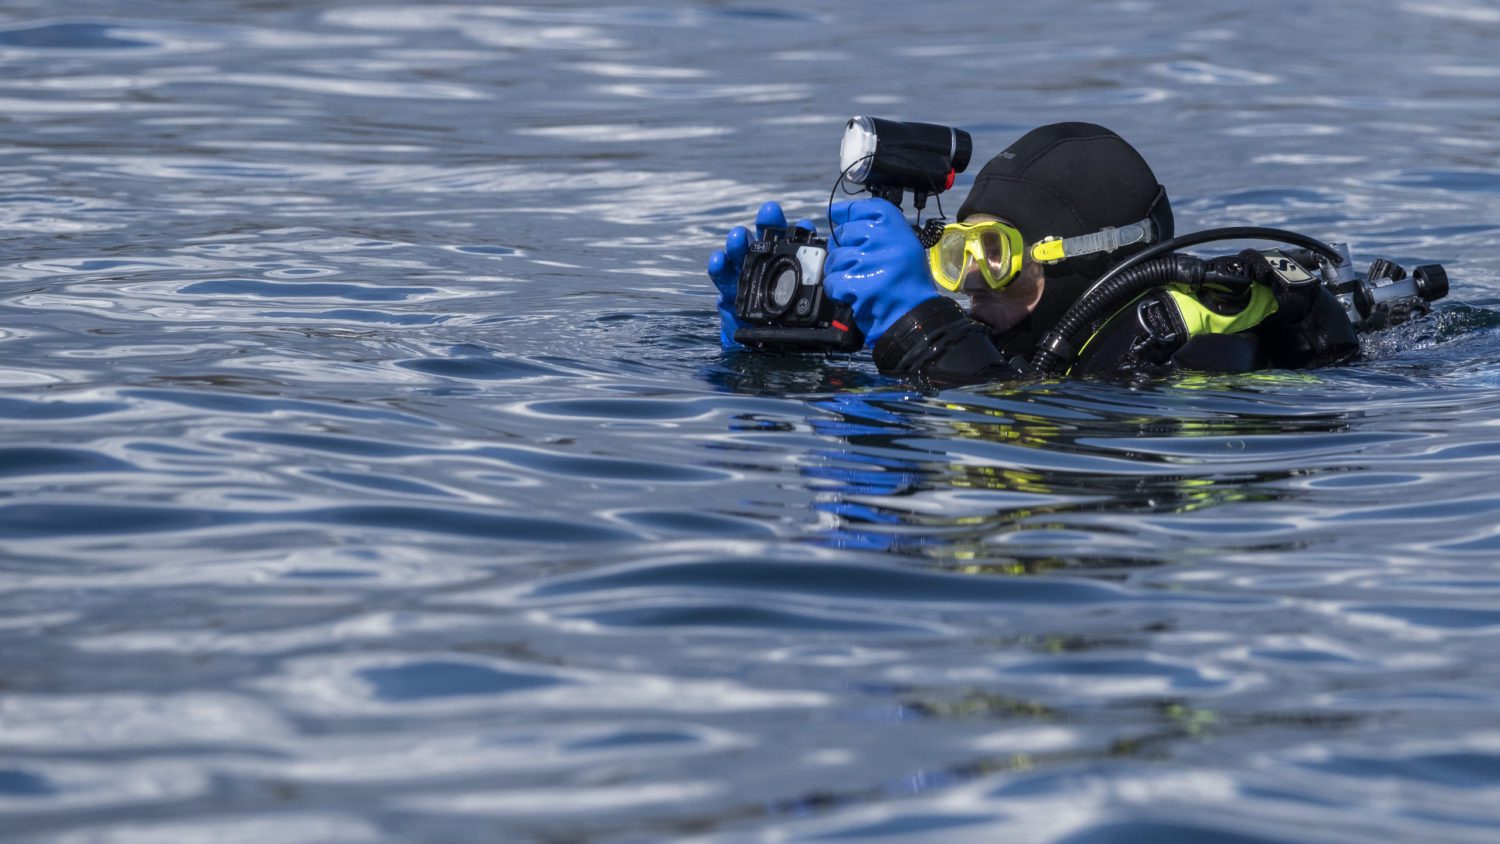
[732,117,972,352]
[733,224,862,352]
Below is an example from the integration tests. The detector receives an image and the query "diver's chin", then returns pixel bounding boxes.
[966,288,1022,334]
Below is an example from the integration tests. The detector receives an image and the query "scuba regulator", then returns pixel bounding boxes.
[732,117,972,352]
[1028,228,1450,376]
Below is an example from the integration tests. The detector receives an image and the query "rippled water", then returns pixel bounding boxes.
[4,1,1500,841]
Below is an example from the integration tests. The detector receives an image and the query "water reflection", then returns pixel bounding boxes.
[724,376,1354,570]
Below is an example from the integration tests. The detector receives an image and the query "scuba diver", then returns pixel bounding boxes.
[708,121,1446,385]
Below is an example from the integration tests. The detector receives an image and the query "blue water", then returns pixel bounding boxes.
[3,1,1500,842]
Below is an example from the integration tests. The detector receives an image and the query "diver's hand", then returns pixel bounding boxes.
[1240,248,1317,323]
[1241,248,1359,368]
[823,198,941,346]
[707,201,816,349]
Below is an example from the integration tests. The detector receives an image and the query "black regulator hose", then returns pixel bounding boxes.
[1029,226,1348,376]
[1031,254,1205,375]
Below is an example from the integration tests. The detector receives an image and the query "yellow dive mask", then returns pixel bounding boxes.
[927,216,1158,292]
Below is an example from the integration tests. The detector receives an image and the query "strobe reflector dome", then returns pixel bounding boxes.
[838,116,973,195]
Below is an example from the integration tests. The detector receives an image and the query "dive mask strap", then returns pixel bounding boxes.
[1029,216,1156,265]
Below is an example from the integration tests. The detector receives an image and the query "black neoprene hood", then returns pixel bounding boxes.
[956,122,1174,352]
[957,122,1171,251]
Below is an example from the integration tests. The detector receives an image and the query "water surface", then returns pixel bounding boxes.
[3,1,1500,842]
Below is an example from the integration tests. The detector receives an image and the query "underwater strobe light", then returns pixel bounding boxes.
[838,116,973,208]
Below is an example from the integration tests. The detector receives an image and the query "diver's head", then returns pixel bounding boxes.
[955,122,1172,340]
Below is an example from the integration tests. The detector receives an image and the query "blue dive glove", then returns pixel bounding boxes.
[706,201,816,349]
[823,198,941,346]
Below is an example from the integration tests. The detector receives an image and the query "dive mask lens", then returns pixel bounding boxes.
[932,229,969,291]
[978,228,1011,284]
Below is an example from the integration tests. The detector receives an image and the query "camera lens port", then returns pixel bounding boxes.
[766,259,800,315]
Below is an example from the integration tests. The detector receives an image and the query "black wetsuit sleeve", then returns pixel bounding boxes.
[872,297,1025,384]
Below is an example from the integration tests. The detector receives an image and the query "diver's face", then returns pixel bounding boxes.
[958,213,1045,334]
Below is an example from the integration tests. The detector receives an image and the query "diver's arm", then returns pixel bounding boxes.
[823,199,949,347]
[1257,286,1361,369]
[1235,249,1361,369]
[872,296,1023,384]
[822,198,1021,384]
